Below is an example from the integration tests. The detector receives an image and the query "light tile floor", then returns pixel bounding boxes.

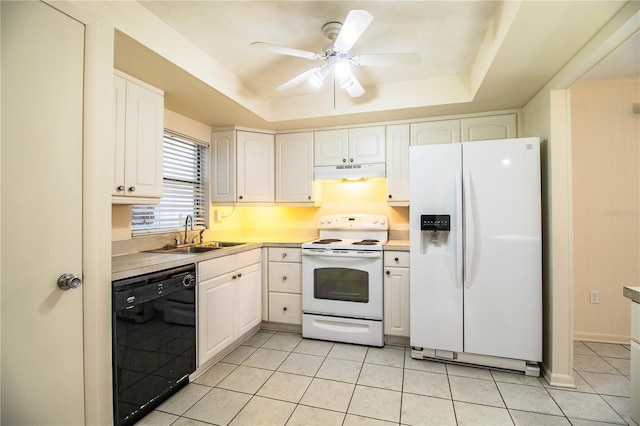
[136,332,632,425]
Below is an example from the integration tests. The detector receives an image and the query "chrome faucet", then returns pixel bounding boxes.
[183,215,193,245]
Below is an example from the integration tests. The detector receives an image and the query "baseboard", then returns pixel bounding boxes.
[573,331,631,344]
[261,321,302,334]
[541,362,576,388]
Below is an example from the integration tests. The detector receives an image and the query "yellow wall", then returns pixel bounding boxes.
[572,78,640,343]
[209,180,409,237]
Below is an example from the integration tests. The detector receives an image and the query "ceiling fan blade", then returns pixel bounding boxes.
[353,53,421,67]
[251,42,319,60]
[334,10,373,52]
[341,73,365,98]
[277,67,322,91]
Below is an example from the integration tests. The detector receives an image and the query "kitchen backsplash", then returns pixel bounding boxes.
[112,179,409,254]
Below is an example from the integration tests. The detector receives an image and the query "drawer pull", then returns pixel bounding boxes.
[282,276,287,281]
[395,257,399,263]
[283,307,287,312]
[282,253,287,259]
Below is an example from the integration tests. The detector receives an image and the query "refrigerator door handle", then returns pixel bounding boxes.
[455,170,463,289]
[464,168,479,289]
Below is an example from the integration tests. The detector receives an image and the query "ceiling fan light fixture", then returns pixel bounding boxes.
[334,60,352,81]
[310,66,330,88]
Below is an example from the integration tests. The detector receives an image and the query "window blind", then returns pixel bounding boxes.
[132,132,208,234]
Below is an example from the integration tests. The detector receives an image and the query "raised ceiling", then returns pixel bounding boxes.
[109,1,633,130]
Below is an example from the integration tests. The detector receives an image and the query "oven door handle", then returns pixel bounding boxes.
[302,250,382,259]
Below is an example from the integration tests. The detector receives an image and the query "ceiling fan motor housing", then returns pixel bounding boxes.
[322,22,343,41]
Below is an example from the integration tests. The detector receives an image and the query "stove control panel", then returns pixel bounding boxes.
[319,214,388,230]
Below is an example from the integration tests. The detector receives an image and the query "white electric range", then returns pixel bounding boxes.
[301,214,388,346]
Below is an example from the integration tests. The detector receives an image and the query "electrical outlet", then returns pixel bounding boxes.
[213,210,221,222]
[589,290,600,304]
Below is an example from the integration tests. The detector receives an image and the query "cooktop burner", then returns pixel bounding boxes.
[353,239,380,245]
[313,238,342,244]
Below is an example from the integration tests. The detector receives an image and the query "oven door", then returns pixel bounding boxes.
[302,249,383,320]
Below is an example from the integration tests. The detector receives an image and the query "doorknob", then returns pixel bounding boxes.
[58,273,82,290]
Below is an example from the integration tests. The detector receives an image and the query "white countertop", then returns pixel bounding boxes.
[623,286,640,304]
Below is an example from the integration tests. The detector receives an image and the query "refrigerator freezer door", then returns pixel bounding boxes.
[409,144,463,352]
[462,137,542,361]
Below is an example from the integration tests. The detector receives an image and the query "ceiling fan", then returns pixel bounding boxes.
[251,10,421,98]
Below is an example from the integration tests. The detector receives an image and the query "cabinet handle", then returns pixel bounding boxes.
[388,194,392,199]
[342,158,347,163]
[386,270,390,275]
[282,253,287,259]
[237,273,242,278]
[116,185,125,192]
[283,307,287,312]
[128,186,135,192]
[239,195,243,200]
[282,276,287,281]
[395,257,399,263]
[232,274,237,280]
[308,195,311,200]
[349,158,354,163]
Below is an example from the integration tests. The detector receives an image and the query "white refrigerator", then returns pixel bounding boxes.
[409,138,542,368]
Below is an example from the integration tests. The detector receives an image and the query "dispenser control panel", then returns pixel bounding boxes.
[421,215,451,231]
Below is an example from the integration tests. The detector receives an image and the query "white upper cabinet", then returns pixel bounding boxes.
[211,130,236,203]
[112,71,164,204]
[314,129,349,166]
[348,126,386,164]
[276,132,316,203]
[411,119,460,145]
[211,129,274,204]
[461,114,517,141]
[385,124,410,204]
[236,131,275,203]
[314,126,385,166]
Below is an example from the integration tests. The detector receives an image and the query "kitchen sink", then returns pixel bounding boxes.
[146,241,248,255]
[201,241,246,248]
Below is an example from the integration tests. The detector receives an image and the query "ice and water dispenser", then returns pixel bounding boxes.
[420,214,451,254]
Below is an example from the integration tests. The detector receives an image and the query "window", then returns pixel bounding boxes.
[132,131,208,234]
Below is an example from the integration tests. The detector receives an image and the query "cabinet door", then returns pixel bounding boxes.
[384,267,410,337]
[411,120,461,145]
[198,273,235,367]
[113,75,127,196]
[236,263,262,336]
[461,114,517,141]
[211,130,236,203]
[237,131,274,202]
[385,124,410,203]
[123,80,164,198]
[276,132,314,203]
[348,126,385,164]
[314,129,349,166]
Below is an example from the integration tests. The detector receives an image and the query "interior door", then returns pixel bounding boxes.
[1,1,85,423]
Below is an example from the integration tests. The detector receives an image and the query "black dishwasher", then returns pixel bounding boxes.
[112,264,196,426]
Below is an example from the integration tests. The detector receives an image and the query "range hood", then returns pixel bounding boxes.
[314,163,386,181]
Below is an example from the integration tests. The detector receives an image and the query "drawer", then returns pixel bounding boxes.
[269,262,302,293]
[268,247,301,263]
[269,292,302,325]
[198,249,261,282]
[384,251,409,268]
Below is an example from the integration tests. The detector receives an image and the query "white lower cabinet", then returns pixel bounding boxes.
[267,247,302,325]
[383,251,410,337]
[197,249,261,367]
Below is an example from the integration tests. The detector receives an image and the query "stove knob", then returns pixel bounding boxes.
[320,217,326,224]
[380,217,387,225]
[373,217,378,224]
